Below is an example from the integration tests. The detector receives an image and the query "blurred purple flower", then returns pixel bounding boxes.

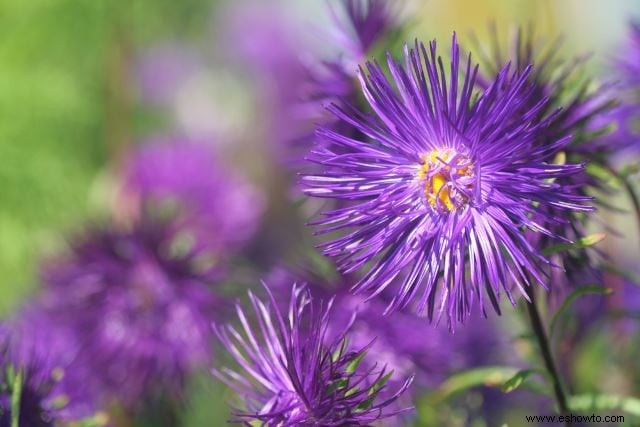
[135,44,202,105]
[305,0,404,124]
[604,22,640,153]
[222,2,311,160]
[303,36,592,326]
[121,137,264,255]
[328,0,401,65]
[473,28,617,293]
[39,217,222,407]
[473,28,616,156]
[213,283,413,426]
[224,1,404,170]
[0,308,101,425]
[619,23,640,88]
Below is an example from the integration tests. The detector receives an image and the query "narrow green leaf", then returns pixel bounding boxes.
[355,371,393,411]
[549,285,613,338]
[569,393,640,417]
[327,378,349,394]
[331,339,348,363]
[356,395,376,411]
[502,369,542,393]
[427,366,519,404]
[542,233,606,257]
[618,162,640,179]
[586,163,619,187]
[369,371,393,396]
[346,351,367,374]
[77,413,110,427]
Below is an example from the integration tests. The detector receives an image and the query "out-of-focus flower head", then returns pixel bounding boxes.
[224,1,406,170]
[328,0,402,67]
[221,1,311,161]
[265,266,508,425]
[605,22,640,154]
[303,35,593,327]
[39,216,222,408]
[472,27,616,294]
[472,27,617,158]
[305,0,405,112]
[0,308,102,426]
[136,44,203,105]
[120,137,264,256]
[213,283,413,426]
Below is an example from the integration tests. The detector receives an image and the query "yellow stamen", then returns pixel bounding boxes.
[418,149,472,211]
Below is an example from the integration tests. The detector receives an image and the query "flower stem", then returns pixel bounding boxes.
[621,176,640,233]
[525,285,572,426]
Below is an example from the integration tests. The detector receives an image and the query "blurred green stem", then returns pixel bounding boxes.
[604,164,640,234]
[10,368,23,427]
[621,175,640,233]
[525,285,572,426]
[105,1,133,162]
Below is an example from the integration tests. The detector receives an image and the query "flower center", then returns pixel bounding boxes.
[417,149,474,212]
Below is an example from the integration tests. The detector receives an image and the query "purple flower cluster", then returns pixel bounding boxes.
[4,139,265,416]
[0,308,100,425]
[38,219,220,406]
[213,283,413,426]
[5,1,640,425]
[121,138,264,256]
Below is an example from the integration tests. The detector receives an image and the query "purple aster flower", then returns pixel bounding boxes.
[39,216,221,408]
[0,308,102,426]
[303,35,592,326]
[213,283,413,425]
[265,267,510,425]
[120,137,264,255]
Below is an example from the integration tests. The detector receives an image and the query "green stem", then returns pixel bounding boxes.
[604,164,640,233]
[525,286,572,426]
[621,176,640,233]
[10,368,23,427]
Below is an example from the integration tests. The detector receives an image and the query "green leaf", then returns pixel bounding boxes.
[569,393,640,417]
[327,378,349,394]
[346,350,367,374]
[331,339,348,363]
[502,369,543,393]
[10,368,22,427]
[586,163,619,187]
[542,233,606,257]
[76,413,110,427]
[355,371,393,411]
[426,366,519,404]
[549,285,613,338]
[369,371,393,396]
[618,161,640,179]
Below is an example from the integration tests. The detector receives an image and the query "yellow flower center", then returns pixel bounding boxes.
[418,149,474,212]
